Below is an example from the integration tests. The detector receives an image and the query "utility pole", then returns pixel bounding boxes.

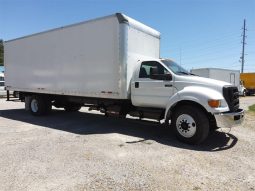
[241,19,247,73]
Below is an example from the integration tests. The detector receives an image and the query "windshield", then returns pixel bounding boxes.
[161,59,191,75]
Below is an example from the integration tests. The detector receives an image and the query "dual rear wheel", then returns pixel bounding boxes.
[29,95,52,116]
[28,95,81,115]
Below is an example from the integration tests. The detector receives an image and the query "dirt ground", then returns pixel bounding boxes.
[0,97,254,191]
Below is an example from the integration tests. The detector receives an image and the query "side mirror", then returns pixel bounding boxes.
[164,73,172,81]
[149,66,172,81]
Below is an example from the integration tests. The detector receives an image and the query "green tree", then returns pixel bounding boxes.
[0,39,3,66]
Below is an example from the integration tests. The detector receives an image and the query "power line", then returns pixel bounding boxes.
[169,35,240,52]
[182,52,240,66]
[169,32,241,48]
[169,38,240,56]
[178,46,240,61]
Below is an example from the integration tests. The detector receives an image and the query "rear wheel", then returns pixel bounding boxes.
[29,95,51,116]
[171,105,209,144]
[13,91,19,98]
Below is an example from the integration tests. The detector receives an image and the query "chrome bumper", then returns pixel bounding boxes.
[215,109,244,128]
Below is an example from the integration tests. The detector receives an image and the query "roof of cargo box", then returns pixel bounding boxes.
[5,13,160,43]
[116,13,160,38]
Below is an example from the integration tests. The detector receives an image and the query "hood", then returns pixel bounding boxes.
[174,75,231,93]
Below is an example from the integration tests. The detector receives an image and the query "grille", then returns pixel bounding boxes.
[223,86,239,112]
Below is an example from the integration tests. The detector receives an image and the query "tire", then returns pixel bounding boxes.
[243,90,246,97]
[64,105,81,112]
[29,95,52,116]
[171,105,209,144]
[13,91,19,98]
[209,114,219,131]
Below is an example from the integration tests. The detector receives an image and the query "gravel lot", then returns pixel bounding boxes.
[0,97,255,191]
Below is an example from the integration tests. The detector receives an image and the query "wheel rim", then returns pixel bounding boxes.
[176,114,197,138]
[31,99,39,113]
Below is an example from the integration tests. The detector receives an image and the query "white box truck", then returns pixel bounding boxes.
[4,13,244,144]
[191,68,246,96]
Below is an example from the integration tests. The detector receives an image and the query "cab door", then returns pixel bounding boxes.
[131,61,174,108]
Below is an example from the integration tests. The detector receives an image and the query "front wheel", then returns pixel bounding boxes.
[171,105,209,144]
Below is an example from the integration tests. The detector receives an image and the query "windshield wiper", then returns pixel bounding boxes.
[177,71,190,75]
[177,71,197,76]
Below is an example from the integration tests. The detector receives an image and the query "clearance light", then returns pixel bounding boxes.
[208,100,221,108]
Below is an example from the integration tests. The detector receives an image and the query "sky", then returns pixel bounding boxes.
[1,0,255,72]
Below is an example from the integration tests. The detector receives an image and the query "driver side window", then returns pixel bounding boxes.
[139,61,169,79]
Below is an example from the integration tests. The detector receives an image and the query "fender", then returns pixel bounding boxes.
[164,86,229,119]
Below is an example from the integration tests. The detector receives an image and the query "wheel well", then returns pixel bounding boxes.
[166,100,216,127]
[171,100,207,114]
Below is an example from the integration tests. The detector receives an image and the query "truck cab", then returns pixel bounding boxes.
[131,59,244,144]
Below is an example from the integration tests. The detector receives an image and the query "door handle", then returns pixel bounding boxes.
[165,84,172,87]
[135,82,139,88]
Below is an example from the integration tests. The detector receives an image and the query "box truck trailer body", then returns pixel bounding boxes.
[240,73,255,95]
[5,13,160,99]
[190,68,246,95]
[191,68,240,87]
[4,13,244,144]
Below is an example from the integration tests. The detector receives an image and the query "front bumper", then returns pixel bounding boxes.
[215,109,244,128]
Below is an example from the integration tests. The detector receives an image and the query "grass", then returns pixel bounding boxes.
[248,104,255,112]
